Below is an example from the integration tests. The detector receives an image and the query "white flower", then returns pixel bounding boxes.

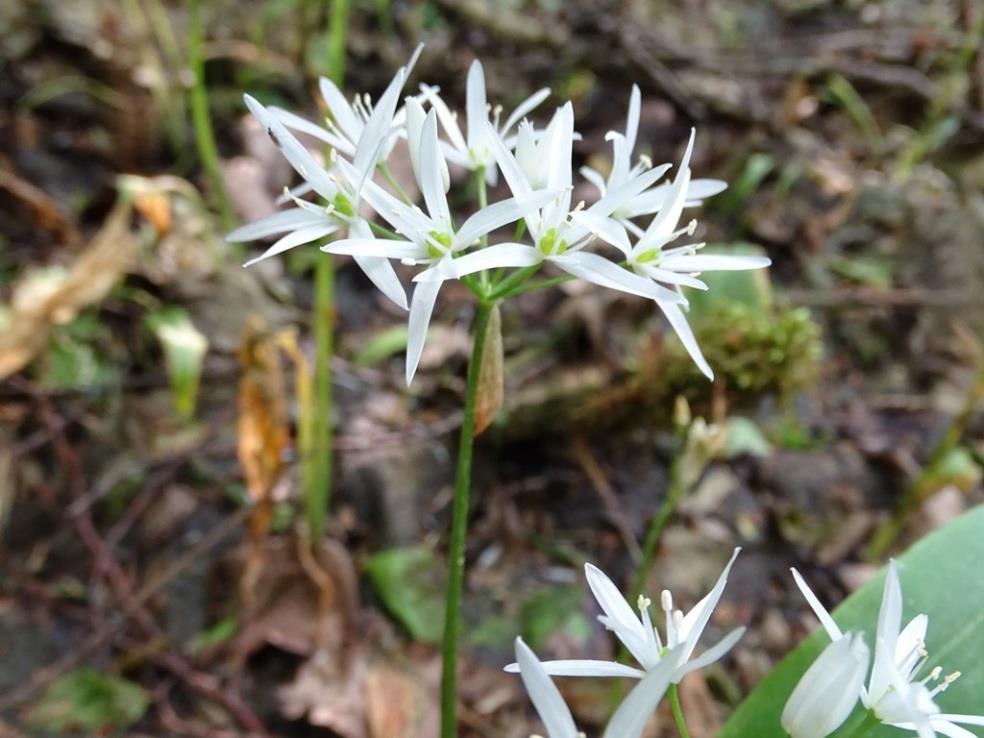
[792,562,984,738]
[419,59,550,181]
[580,85,727,221]
[266,44,423,194]
[507,548,744,683]
[583,129,771,379]
[228,95,410,310]
[781,634,870,738]
[514,637,677,738]
[321,109,556,383]
[470,104,687,307]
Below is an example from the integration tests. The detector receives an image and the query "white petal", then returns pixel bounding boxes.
[634,263,708,290]
[274,181,314,206]
[228,208,327,242]
[418,83,468,154]
[661,254,772,272]
[419,110,452,228]
[607,132,633,189]
[895,614,928,677]
[514,639,579,738]
[624,85,641,155]
[268,106,349,152]
[465,60,488,153]
[658,300,713,380]
[334,156,435,237]
[678,627,745,676]
[585,163,672,223]
[449,243,541,278]
[322,237,422,260]
[602,656,676,738]
[580,165,608,195]
[925,721,980,738]
[937,716,984,727]
[500,87,551,136]
[406,274,444,384]
[487,121,533,200]
[552,252,686,305]
[571,211,632,256]
[504,659,646,679]
[318,76,361,142]
[869,561,904,705]
[791,569,844,642]
[677,548,740,662]
[244,223,338,266]
[454,190,558,250]
[351,254,408,310]
[244,95,339,202]
[641,128,695,243]
[404,96,426,187]
[584,564,652,666]
[354,66,408,175]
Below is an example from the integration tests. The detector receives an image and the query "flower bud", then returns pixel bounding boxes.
[781,634,869,738]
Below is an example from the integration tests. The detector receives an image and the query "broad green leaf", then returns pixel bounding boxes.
[29,668,148,733]
[366,545,445,645]
[720,504,984,738]
[686,243,773,318]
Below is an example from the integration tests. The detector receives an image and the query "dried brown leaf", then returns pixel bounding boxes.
[0,203,133,380]
[474,304,503,436]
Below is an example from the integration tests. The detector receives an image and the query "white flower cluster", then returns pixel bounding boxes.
[510,550,744,737]
[783,562,984,738]
[228,46,770,384]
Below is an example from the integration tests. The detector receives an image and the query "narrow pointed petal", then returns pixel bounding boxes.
[634,263,708,290]
[677,548,740,662]
[318,76,361,142]
[404,96,426,187]
[661,254,771,271]
[228,208,327,242]
[624,84,641,154]
[418,84,468,154]
[244,223,338,266]
[895,614,929,677]
[868,562,904,704]
[500,87,551,136]
[504,659,646,679]
[583,564,653,666]
[571,211,632,256]
[552,252,686,305]
[658,300,713,379]
[449,243,541,278]
[354,66,407,175]
[641,128,695,243]
[321,237,422,260]
[465,59,487,153]
[678,627,745,676]
[487,120,533,199]
[936,716,984,727]
[514,639,579,738]
[244,95,339,202]
[580,165,608,195]
[406,274,444,384]
[352,254,408,309]
[268,107,349,152]
[602,657,676,738]
[454,190,557,249]
[626,177,727,218]
[926,722,980,738]
[419,110,452,229]
[791,569,845,642]
[584,163,672,222]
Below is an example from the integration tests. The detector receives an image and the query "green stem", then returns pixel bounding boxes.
[474,168,491,290]
[486,264,542,301]
[379,162,414,204]
[187,0,233,230]
[307,257,335,540]
[668,684,692,738]
[829,709,880,738]
[632,425,689,600]
[303,0,349,541]
[369,220,402,240]
[440,301,494,738]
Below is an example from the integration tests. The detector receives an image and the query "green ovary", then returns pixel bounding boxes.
[332,193,355,218]
[426,230,453,259]
[539,227,569,256]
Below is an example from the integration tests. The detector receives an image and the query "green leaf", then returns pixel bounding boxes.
[354,324,409,367]
[29,669,148,733]
[720,505,984,738]
[520,585,591,649]
[685,243,774,318]
[366,545,445,645]
[145,307,208,418]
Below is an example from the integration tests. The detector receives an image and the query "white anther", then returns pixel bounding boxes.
[661,590,673,612]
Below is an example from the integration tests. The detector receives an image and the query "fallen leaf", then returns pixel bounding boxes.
[365,657,440,738]
[0,202,133,380]
[279,648,368,738]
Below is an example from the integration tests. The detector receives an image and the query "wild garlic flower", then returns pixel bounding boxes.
[475,103,686,306]
[228,96,410,310]
[514,637,676,738]
[321,109,556,383]
[419,59,550,182]
[507,548,744,683]
[782,634,870,738]
[792,562,984,738]
[580,85,726,221]
[584,128,771,378]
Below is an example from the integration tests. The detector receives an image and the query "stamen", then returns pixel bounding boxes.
[639,154,653,169]
[661,590,673,613]
[400,257,418,266]
[686,219,698,236]
[637,595,651,613]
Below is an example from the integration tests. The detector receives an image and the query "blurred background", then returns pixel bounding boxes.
[1,0,983,736]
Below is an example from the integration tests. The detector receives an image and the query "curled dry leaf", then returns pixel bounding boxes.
[474,303,503,436]
[0,202,133,380]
